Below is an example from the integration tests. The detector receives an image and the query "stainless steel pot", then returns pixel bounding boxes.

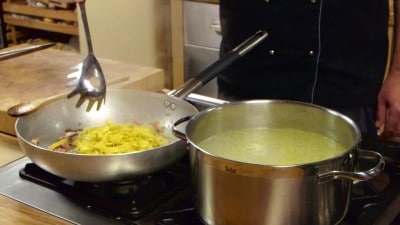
[173,100,385,225]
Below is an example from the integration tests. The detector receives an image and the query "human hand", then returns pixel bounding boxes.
[376,71,400,137]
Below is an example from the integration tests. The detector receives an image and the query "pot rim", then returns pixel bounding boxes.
[185,99,362,167]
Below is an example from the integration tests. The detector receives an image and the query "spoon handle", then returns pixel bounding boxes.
[7,76,129,117]
[7,93,68,117]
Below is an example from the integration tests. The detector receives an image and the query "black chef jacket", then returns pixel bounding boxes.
[218,0,389,108]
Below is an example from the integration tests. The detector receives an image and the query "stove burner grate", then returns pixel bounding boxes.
[19,158,191,224]
[341,161,400,225]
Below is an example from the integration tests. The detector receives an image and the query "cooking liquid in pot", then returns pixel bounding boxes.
[197,127,347,165]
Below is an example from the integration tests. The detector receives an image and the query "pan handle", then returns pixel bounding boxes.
[0,43,55,60]
[318,149,385,184]
[172,30,268,99]
[185,93,229,107]
[163,89,230,107]
[172,116,193,141]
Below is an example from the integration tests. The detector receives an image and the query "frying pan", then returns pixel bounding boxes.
[13,30,268,182]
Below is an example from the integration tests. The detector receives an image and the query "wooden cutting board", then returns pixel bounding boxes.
[0,44,164,136]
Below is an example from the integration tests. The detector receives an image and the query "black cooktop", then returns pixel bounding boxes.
[19,156,192,224]
[18,136,400,225]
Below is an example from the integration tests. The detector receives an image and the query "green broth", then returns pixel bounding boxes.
[197,127,347,165]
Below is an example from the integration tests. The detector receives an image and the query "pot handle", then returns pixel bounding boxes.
[172,116,193,141]
[172,30,268,99]
[318,149,385,184]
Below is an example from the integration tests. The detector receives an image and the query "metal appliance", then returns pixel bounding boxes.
[1,136,400,225]
[183,1,221,98]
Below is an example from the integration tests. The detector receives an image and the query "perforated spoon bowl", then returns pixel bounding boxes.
[66,1,106,111]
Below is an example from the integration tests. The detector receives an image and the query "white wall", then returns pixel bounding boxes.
[78,0,165,67]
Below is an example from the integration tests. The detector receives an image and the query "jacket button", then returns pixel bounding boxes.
[269,49,275,55]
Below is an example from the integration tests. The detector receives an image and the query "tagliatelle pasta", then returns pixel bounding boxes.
[48,121,170,154]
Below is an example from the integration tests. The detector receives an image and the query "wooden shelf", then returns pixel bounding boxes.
[3,14,78,35]
[2,1,78,44]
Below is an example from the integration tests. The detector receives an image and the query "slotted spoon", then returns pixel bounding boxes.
[66,0,106,111]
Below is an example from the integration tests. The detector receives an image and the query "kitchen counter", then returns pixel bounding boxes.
[0,132,24,167]
[0,44,164,136]
[0,194,72,225]
[0,44,165,224]
[0,134,74,225]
